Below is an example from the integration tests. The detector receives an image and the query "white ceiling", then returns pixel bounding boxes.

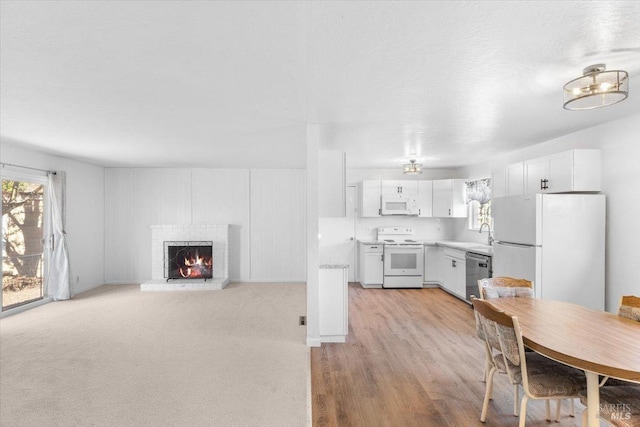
[1,1,639,170]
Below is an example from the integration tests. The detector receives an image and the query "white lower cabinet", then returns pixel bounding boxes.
[442,248,466,298]
[424,245,442,283]
[359,243,383,287]
[319,267,348,343]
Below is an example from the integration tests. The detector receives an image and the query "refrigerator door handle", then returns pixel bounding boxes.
[495,241,540,248]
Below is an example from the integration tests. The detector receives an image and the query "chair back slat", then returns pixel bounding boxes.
[478,277,534,300]
[619,295,640,322]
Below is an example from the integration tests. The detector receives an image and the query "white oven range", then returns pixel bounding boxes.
[378,227,424,289]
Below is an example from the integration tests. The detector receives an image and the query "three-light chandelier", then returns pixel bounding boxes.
[563,64,628,110]
[403,158,422,175]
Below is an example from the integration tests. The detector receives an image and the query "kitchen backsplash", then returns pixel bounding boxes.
[355,216,456,242]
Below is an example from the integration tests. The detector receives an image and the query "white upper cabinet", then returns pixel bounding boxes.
[506,162,525,196]
[491,167,507,199]
[319,150,346,218]
[416,180,433,217]
[523,156,548,194]
[381,180,418,195]
[492,149,602,198]
[432,179,467,218]
[358,180,381,217]
[524,149,601,194]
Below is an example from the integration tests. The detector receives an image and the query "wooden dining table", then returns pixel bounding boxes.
[486,297,640,427]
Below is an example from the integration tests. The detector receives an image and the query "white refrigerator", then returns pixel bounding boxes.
[492,194,606,310]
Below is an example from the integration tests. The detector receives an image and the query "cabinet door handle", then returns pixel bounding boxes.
[541,179,549,190]
[381,254,384,262]
[418,209,421,216]
[449,208,451,216]
[378,208,381,215]
[452,260,456,267]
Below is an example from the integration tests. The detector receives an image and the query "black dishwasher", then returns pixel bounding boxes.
[465,252,492,302]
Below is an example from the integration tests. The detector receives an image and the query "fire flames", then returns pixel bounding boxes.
[178,251,213,278]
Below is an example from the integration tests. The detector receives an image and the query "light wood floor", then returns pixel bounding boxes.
[311,283,583,426]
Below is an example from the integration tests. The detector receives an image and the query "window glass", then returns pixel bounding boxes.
[2,178,47,311]
[466,178,492,230]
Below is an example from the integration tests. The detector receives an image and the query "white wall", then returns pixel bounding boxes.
[104,167,306,283]
[306,125,320,346]
[1,141,105,295]
[456,113,640,312]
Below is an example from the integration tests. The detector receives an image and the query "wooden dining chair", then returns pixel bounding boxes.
[599,296,640,388]
[578,385,640,427]
[582,295,640,425]
[476,276,537,415]
[472,298,587,426]
[618,295,640,322]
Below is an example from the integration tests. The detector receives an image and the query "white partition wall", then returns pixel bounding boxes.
[250,169,306,281]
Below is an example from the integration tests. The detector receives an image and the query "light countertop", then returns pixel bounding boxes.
[319,262,349,269]
[434,241,494,256]
[358,239,493,256]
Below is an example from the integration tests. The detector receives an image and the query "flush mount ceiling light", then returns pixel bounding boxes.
[403,158,422,175]
[563,64,629,110]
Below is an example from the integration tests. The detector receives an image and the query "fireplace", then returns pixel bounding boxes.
[142,225,229,291]
[164,241,213,280]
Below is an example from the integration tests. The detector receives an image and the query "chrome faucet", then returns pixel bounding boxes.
[479,222,494,246]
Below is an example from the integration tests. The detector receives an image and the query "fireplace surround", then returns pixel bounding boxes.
[141,224,229,291]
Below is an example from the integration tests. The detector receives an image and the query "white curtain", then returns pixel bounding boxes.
[465,178,492,204]
[48,171,71,300]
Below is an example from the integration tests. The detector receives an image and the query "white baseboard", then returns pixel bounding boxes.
[320,335,346,343]
[360,283,382,289]
[306,336,321,347]
[231,279,307,283]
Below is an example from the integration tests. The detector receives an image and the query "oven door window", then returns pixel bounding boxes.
[390,253,417,269]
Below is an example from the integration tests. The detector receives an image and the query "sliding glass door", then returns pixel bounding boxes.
[2,177,47,311]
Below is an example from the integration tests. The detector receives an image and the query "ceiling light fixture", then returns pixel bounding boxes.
[403,158,422,175]
[563,64,629,110]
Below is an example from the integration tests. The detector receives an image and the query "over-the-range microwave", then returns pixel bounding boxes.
[380,195,418,216]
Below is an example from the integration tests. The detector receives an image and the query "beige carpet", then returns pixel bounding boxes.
[0,283,309,427]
